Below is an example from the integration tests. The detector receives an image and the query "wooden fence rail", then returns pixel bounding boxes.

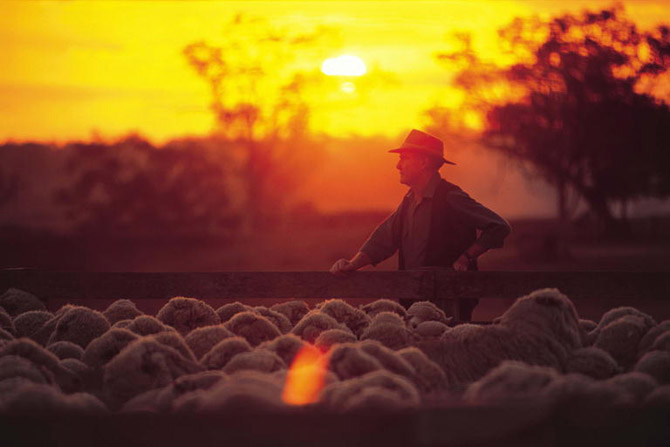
[2,270,668,322]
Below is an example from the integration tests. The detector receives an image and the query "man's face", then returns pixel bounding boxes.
[396,152,427,186]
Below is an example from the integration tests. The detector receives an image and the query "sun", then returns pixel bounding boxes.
[321,55,367,77]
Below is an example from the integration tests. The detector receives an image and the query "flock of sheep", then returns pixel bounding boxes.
[1,286,670,417]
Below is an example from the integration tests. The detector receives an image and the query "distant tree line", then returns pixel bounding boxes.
[431,5,670,237]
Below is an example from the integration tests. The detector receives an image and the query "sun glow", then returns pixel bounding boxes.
[321,55,367,76]
[281,346,329,405]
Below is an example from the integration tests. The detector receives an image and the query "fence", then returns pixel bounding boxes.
[1,270,668,322]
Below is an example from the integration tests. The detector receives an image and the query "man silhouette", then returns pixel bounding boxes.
[330,129,511,321]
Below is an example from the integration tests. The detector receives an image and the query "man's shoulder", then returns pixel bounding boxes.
[437,179,468,197]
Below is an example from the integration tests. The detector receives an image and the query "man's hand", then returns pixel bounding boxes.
[452,254,471,272]
[330,258,357,276]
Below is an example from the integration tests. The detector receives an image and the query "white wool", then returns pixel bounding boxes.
[369,311,406,328]
[407,301,449,328]
[47,341,84,361]
[328,343,383,380]
[0,382,107,414]
[156,296,220,336]
[121,315,175,336]
[315,329,357,351]
[270,301,309,326]
[103,299,143,324]
[397,347,448,394]
[360,299,407,319]
[224,311,282,346]
[635,350,670,384]
[360,322,414,350]
[594,315,650,369]
[184,325,235,360]
[0,355,52,385]
[639,320,670,355]
[222,350,286,374]
[317,299,371,337]
[253,306,293,334]
[415,321,449,339]
[102,338,203,409]
[358,340,416,382]
[643,385,670,407]
[0,309,14,334]
[258,333,318,367]
[319,370,420,412]
[0,288,46,317]
[291,311,349,344]
[565,347,621,379]
[216,302,252,324]
[464,361,559,405]
[598,306,656,333]
[47,307,111,349]
[148,331,197,362]
[606,372,659,403]
[201,336,252,370]
[82,328,139,370]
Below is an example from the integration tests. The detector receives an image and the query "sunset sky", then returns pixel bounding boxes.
[2,0,668,144]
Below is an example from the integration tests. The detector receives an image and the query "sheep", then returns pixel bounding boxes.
[578,319,598,345]
[0,338,81,393]
[360,299,407,319]
[253,306,293,334]
[643,385,670,407]
[184,325,235,360]
[638,320,670,355]
[415,321,450,339]
[201,337,252,370]
[315,329,357,351]
[418,289,581,386]
[177,371,286,413]
[0,288,46,317]
[103,299,143,324]
[149,331,197,362]
[370,311,406,328]
[605,372,659,403]
[291,311,348,344]
[564,347,621,380]
[358,340,416,381]
[257,333,318,367]
[0,328,12,341]
[156,296,220,336]
[82,328,139,370]
[594,315,650,369]
[464,360,559,405]
[327,343,383,380]
[360,321,414,350]
[650,331,670,352]
[122,370,227,413]
[397,347,448,395]
[270,301,309,326]
[60,358,90,383]
[0,355,52,384]
[47,341,84,361]
[541,373,631,408]
[597,306,656,333]
[222,350,286,375]
[319,370,420,412]
[317,299,371,337]
[13,310,53,341]
[47,307,111,349]
[0,382,106,414]
[102,338,203,409]
[224,311,282,347]
[117,315,174,336]
[0,308,13,334]
[406,301,449,329]
[216,302,251,323]
[30,306,77,346]
[635,350,670,384]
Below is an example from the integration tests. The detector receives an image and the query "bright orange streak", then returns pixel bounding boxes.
[281,346,328,405]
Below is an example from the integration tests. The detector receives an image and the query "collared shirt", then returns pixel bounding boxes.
[360,173,511,269]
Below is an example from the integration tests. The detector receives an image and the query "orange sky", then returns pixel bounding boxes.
[1,0,668,144]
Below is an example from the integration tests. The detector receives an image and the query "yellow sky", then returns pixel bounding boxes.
[1,0,667,144]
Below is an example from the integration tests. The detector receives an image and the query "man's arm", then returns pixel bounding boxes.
[330,205,402,275]
[448,190,512,271]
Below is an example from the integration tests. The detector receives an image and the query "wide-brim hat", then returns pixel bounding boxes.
[388,129,456,165]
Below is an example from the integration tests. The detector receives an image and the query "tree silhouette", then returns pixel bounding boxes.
[433,6,670,236]
[57,135,238,237]
[183,14,334,228]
